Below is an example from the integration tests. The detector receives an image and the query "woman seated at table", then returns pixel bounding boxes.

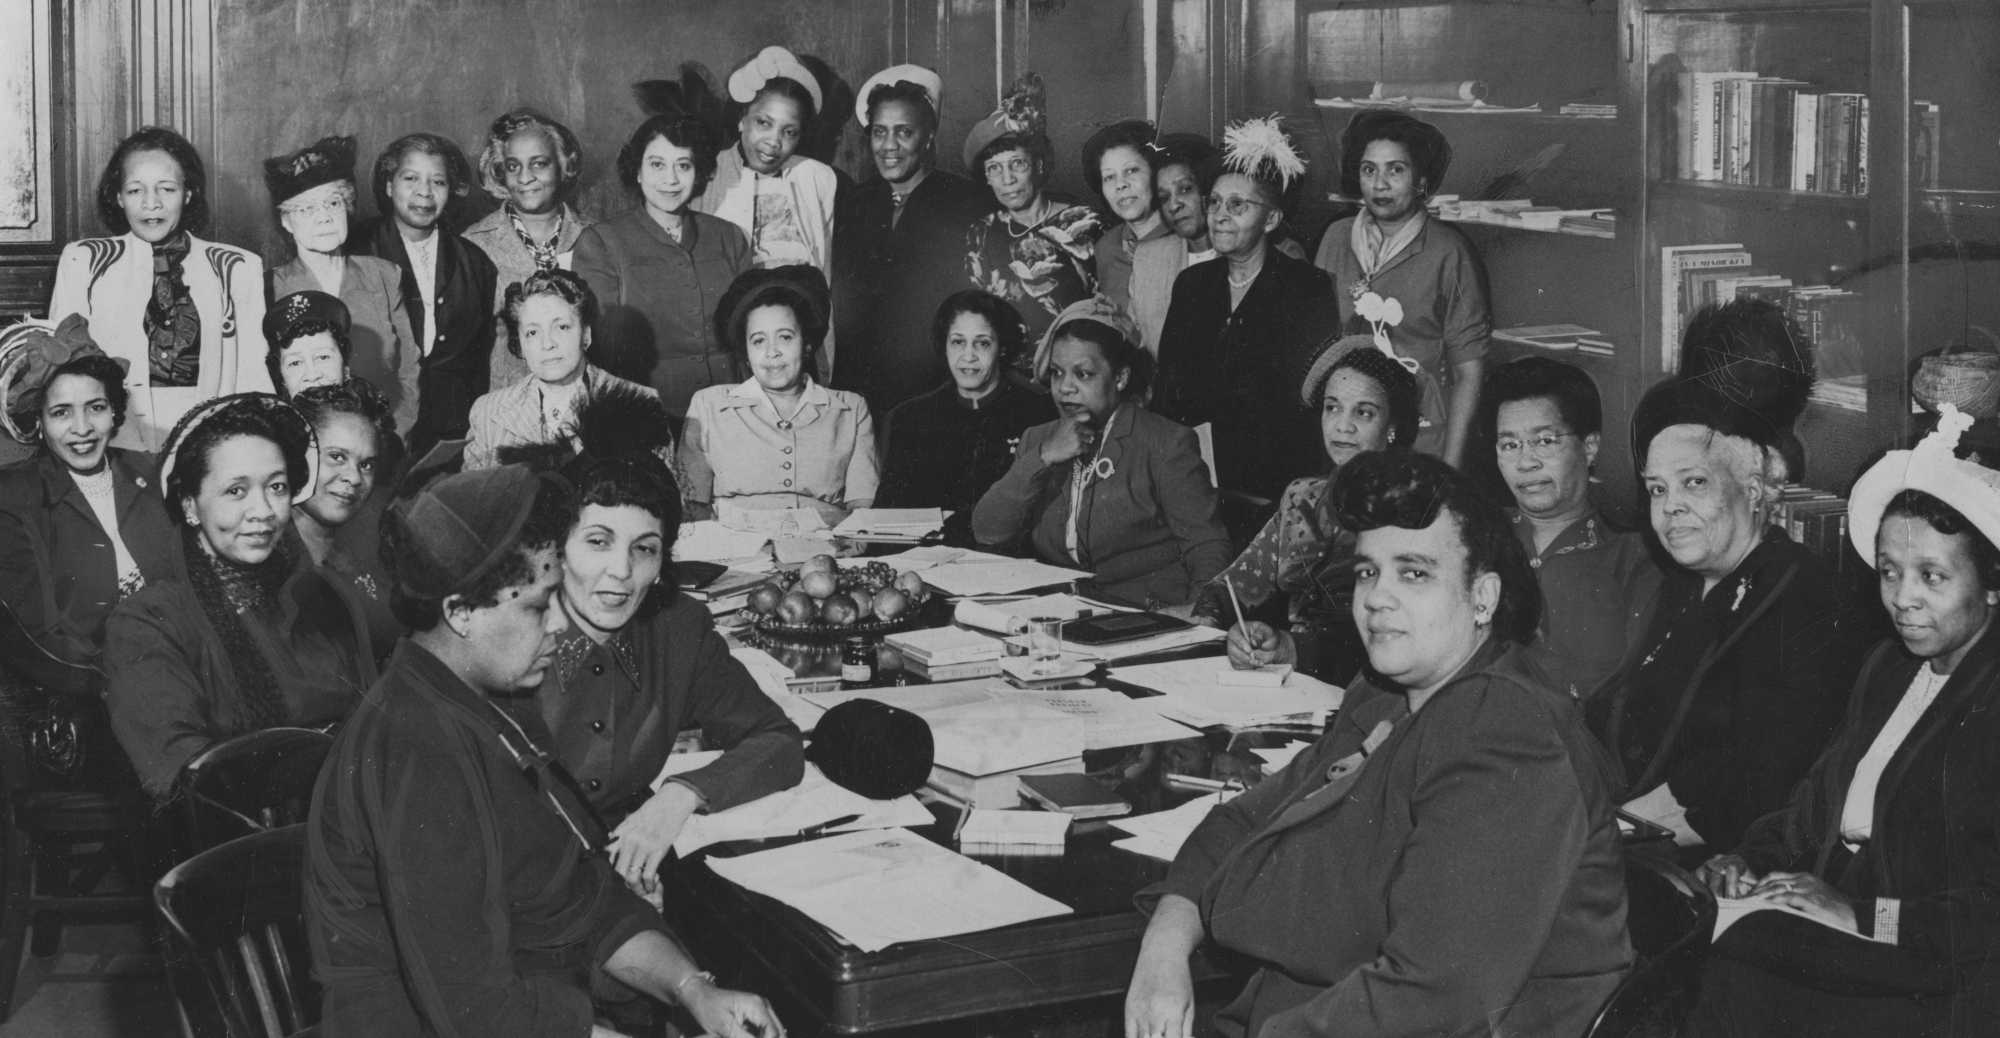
[971,298,1230,609]
[0,317,183,785]
[265,290,353,399]
[292,381,402,654]
[877,291,1056,544]
[266,135,419,432]
[1684,407,2000,1037]
[514,388,803,893]
[48,126,268,451]
[1126,450,1631,1038]
[575,109,750,418]
[464,268,661,471]
[104,393,375,800]
[678,265,877,525]
[1200,334,1419,685]
[1592,300,1869,852]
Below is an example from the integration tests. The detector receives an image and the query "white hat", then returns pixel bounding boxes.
[727,46,823,116]
[855,64,943,127]
[1848,403,2000,560]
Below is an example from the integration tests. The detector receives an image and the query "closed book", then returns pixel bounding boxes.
[926,757,1084,809]
[1019,773,1133,819]
[1658,244,1749,372]
[1853,96,1871,195]
[1791,93,1821,191]
[885,626,1003,666]
[903,658,1005,682]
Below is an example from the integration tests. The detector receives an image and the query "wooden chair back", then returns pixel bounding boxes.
[155,825,318,1038]
[177,728,333,856]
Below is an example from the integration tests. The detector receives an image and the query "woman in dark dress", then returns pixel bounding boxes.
[291,381,402,654]
[103,393,375,799]
[877,291,1056,543]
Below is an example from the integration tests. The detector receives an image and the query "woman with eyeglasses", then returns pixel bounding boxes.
[962,74,1104,370]
[47,127,269,452]
[1198,335,1420,686]
[1153,117,1335,503]
[267,136,420,434]
[1311,111,1491,467]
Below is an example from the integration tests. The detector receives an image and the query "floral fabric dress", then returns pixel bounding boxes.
[965,198,1104,375]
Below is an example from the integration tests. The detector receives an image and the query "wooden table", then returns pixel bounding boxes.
[662,803,1238,1037]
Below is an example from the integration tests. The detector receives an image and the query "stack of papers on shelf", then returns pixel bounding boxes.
[832,508,946,541]
[1558,210,1617,238]
[704,828,1072,951]
[957,809,1070,855]
[883,626,1004,667]
[661,761,933,857]
[1107,791,1240,862]
[1494,324,1603,351]
[1110,659,1344,727]
[674,520,771,566]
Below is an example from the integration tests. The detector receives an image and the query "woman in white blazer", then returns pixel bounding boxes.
[48,126,269,452]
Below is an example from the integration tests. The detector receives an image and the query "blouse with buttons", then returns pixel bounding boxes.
[677,377,879,521]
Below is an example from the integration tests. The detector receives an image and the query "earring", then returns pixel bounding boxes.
[1387,431,1397,445]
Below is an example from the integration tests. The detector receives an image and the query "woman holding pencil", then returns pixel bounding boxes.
[1194,333,1420,684]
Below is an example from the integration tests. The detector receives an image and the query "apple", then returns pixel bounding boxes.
[848,588,876,617]
[871,587,909,621]
[800,570,840,600]
[777,591,817,625]
[800,554,838,576]
[895,570,927,599]
[747,584,783,616]
[820,596,860,627]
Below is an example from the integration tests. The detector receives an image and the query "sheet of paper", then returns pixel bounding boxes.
[773,534,840,564]
[674,520,771,564]
[1106,790,1239,862]
[833,508,945,538]
[1008,688,1201,751]
[1110,658,1343,727]
[795,682,1002,731]
[925,698,1085,774]
[874,545,971,572]
[716,503,829,536]
[704,828,1073,952]
[670,763,932,857]
[916,553,1093,597]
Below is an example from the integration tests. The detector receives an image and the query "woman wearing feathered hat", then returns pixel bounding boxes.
[1686,404,2000,1035]
[267,134,421,435]
[1311,111,1491,466]
[1153,116,1336,502]
[0,317,184,783]
[963,72,1105,367]
[47,126,269,452]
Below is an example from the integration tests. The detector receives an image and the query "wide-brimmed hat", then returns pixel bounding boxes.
[1849,404,2000,562]
[962,71,1047,171]
[264,135,357,206]
[0,315,127,443]
[158,392,319,505]
[264,290,351,348]
[727,46,824,115]
[855,63,943,128]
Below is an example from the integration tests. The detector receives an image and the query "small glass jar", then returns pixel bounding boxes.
[840,637,876,688]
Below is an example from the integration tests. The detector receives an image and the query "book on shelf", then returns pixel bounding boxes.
[1657,245,1866,378]
[1658,244,1749,371]
[1912,101,1942,190]
[1673,72,1871,196]
[1494,324,1602,351]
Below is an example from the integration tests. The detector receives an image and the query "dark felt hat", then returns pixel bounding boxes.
[713,264,831,354]
[807,699,934,799]
[388,443,569,600]
[264,135,358,205]
[264,290,351,348]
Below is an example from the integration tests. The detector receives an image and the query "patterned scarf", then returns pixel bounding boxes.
[145,231,202,387]
[508,206,565,271]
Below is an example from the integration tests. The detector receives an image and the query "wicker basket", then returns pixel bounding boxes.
[1914,338,2000,418]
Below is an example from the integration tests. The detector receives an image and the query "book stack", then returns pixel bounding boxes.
[683,568,771,615]
[1657,244,1865,380]
[956,808,1070,857]
[1772,486,1852,574]
[1019,773,1131,820]
[884,626,1005,681]
[1673,72,1902,196]
[1559,102,1619,119]
[927,757,1084,809]
[925,698,1087,808]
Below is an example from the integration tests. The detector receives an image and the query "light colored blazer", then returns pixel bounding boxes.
[270,254,419,433]
[462,364,656,470]
[678,378,877,522]
[48,232,270,451]
[1128,234,1199,361]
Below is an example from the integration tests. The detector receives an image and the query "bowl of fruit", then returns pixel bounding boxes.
[745,555,934,640]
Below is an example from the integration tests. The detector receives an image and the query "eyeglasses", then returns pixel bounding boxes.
[1495,432,1577,458]
[983,156,1034,181]
[279,198,349,219]
[1205,194,1269,218]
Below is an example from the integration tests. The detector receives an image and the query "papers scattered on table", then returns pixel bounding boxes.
[1250,742,1311,774]
[1005,687,1200,751]
[773,535,840,564]
[1111,658,1343,727]
[832,508,945,541]
[667,762,932,857]
[1106,790,1239,862]
[957,808,1069,855]
[704,828,1073,951]
[996,655,1098,686]
[674,520,771,565]
[872,547,1091,596]
[926,697,1084,775]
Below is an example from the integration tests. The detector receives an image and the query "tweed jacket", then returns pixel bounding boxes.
[48,232,270,451]
[461,364,658,471]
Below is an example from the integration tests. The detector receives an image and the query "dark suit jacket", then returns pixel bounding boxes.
[355,220,500,456]
[1152,250,1334,499]
[1718,625,2000,1027]
[831,171,993,416]
[0,450,183,693]
[970,402,1231,607]
[1149,641,1631,1038]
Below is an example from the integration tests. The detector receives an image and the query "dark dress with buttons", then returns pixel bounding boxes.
[355,218,500,457]
[877,378,1056,543]
[513,591,804,825]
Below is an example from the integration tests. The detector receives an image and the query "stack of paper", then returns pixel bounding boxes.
[832,508,946,541]
[872,547,1091,596]
[1106,791,1239,862]
[883,626,1004,667]
[926,698,1084,775]
[1110,658,1344,727]
[1021,624,1227,662]
[957,809,1069,855]
[704,828,1073,951]
[663,761,933,857]
[954,592,1110,635]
